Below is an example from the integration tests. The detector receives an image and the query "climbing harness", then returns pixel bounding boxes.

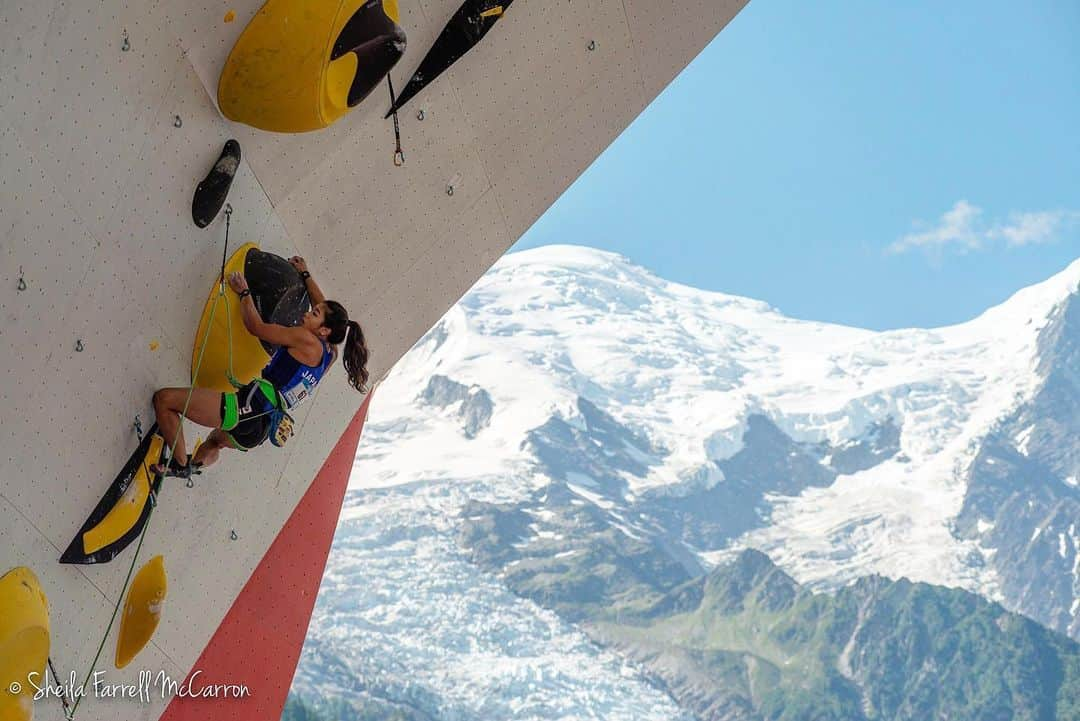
[268,403,295,448]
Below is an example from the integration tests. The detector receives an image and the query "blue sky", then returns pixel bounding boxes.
[510,0,1080,330]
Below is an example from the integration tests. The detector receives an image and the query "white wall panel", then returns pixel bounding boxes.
[5,1,184,238]
[161,0,266,101]
[0,2,59,106]
[447,0,642,177]
[625,0,750,99]
[492,55,648,239]
[275,76,491,322]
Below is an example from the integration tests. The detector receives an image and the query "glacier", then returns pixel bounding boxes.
[292,245,1080,717]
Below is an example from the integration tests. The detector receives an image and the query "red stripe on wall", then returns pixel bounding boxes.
[160,393,372,720]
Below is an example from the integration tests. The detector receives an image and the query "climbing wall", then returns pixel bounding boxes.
[0,0,749,719]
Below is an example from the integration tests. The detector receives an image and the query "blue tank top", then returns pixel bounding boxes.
[261,342,333,409]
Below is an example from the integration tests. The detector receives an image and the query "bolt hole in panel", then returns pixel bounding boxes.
[6,1,184,240]
[625,0,749,99]
[433,0,636,166]
[0,125,104,407]
[275,73,492,315]
[491,57,648,239]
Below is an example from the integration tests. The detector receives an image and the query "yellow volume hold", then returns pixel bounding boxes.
[115,556,168,669]
[81,434,164,556]
[0,567,50,721]
[191,243,268,392]
[218,0,406,133]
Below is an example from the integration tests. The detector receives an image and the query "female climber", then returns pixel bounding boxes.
[150,256,369,476]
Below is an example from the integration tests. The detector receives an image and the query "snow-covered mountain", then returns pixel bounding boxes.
[291,246,1080,719]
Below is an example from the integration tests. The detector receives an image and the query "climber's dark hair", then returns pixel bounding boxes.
[323,300,369,392]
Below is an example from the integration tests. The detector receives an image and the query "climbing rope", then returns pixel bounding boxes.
[65,212,238,720]
[65,503,155,720]
[219,205,232,287]
[388,75,405,167]
[219,205,244,390]
[46,657,72,717]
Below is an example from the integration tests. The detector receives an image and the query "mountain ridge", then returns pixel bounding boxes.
[370,245,1079,596]
[586,549,1080,721]
[290,247,1080,720]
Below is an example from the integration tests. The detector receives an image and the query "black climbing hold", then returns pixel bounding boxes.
[192,139,241,229]
[331,0,409,108]
[385,0,513,117]
[60,425,164,565]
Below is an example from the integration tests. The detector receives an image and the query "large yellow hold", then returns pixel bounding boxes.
[81,433,164,555]
[116,556,168,669]
[219,0,406,133]
[0,567,50,721]
[191,243,269,392]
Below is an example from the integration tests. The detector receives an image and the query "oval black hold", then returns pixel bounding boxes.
[192,139,242,229]
[243,248,312,355]
[385,0,513,117]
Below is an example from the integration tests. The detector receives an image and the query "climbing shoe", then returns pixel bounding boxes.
[151,457,203,479]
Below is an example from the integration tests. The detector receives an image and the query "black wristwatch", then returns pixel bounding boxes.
[238,289,251,299]
[300,271,311,280]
